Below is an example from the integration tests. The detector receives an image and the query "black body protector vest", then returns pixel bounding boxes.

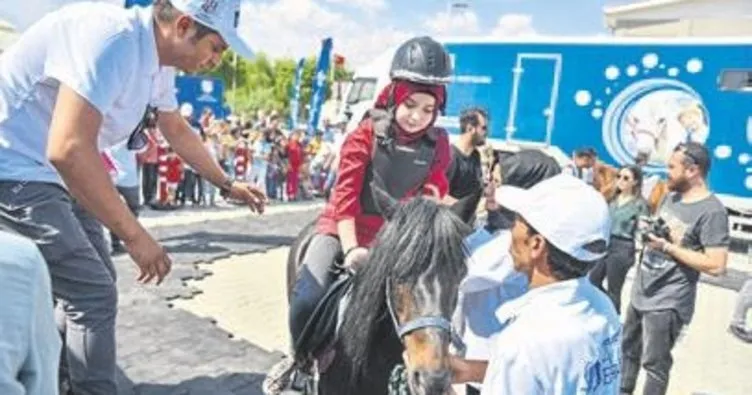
[358,110,439,216]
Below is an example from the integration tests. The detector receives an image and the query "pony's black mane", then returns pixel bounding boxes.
[337,197,471,387]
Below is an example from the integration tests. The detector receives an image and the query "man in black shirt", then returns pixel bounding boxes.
[445,107,488,204]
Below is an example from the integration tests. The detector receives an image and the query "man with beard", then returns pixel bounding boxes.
[445,108,488,204]
[621,142,729,395]
[563,146,597,187]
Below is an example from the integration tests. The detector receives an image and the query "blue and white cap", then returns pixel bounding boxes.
[170,0,253,58]
[495,174,611,262]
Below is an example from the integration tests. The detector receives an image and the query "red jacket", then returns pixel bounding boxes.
[316,119,451,246]
[166,156,183,183]
[287,140,304,170]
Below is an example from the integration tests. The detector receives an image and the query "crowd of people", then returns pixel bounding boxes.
[110,107,345,208]
[0,2,750,395]
[102,106,346,254]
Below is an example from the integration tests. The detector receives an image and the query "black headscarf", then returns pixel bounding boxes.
[486,150,561,231]
[500,150,561,188]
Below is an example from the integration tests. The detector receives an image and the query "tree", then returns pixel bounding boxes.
[206,50,353,119]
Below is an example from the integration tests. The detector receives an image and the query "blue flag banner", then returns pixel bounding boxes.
[175,75,226,119]
[124,0,152,7]
[288,57,306,129]
[307,37,333,135]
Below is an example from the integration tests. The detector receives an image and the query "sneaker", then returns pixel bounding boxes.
[263,357,297,395]
[728,324,752,343]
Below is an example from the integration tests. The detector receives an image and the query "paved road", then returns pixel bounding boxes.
[115,203,320,395]
[116,202,752,394]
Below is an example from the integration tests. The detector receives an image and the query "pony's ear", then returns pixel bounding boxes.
[450,185,483,225]
[371,181,399,220]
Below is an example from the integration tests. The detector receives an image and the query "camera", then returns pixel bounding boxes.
[640,216,671,242]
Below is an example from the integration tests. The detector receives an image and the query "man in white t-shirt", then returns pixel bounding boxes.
[0,1,264,393]
[452,150,561,395]
[451,174,622,394]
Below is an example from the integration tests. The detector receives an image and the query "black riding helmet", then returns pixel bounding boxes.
[383,36,453,115]
[389,36,453,85]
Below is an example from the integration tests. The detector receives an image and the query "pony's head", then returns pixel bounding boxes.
[340,184,480,394]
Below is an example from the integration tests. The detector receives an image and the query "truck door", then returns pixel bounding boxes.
[505,54,562,145]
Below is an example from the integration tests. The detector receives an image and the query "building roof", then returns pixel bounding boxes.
[602,0,752,35]
[603,0,692,16]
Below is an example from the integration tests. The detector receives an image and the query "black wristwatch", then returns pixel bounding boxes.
[219,176,234,198]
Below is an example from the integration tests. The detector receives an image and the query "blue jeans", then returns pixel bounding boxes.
[0,230,61,395]
[266,167,278,199]
[0,182,118,394]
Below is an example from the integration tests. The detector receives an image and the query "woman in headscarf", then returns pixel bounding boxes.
[288,36,455,348]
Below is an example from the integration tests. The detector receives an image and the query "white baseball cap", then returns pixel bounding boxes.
[170,0,254,59]
[494,174,611,262]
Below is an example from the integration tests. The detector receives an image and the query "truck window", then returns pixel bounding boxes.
[346,78,378,104]
[718,70,752,92]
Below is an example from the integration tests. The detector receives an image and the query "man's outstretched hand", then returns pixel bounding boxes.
[227,182,268,213]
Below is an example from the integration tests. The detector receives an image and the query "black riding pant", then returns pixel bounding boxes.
[588,236,636,314]
[288,234,343,347]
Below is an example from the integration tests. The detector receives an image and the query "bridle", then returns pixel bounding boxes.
[384,278,465,353]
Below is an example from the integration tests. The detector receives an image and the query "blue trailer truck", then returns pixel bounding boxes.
[339,36,752,238]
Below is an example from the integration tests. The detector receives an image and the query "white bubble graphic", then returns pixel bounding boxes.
[626,65,638,77]
[605,66,620,80]
[642,53,659,69]
[595,100,603,106]
[605,87,612,95]
[592,108,604,119]
[714,145,732,159]
[746,176,752,190]
[687,58,703,74]
[740,153,752,165]
[668,67,679,77]
[575,90,592,106]
[660,64,666,69]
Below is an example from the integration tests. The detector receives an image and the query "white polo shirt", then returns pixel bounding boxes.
[0,2,177,185]
[454,228,528,360]
[481,277,622,395]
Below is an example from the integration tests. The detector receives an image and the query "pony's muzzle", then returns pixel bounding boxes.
[409,368,452,395]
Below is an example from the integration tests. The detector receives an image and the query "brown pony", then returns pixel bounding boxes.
[593,161,668,214]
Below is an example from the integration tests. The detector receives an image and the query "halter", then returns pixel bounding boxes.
[384,279,466,353]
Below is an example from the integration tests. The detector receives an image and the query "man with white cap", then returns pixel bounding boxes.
[451,174,622,394]
[0,1,261,393]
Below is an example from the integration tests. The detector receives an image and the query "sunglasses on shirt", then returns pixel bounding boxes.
[126,106,157,151]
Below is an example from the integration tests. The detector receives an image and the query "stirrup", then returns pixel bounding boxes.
[288,369,316,394]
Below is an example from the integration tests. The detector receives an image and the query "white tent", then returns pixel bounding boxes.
[603,0,752,36]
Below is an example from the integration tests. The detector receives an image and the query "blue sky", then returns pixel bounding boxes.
[356,0,629,37]
[235,0,644,67]
[1,0,643,66]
